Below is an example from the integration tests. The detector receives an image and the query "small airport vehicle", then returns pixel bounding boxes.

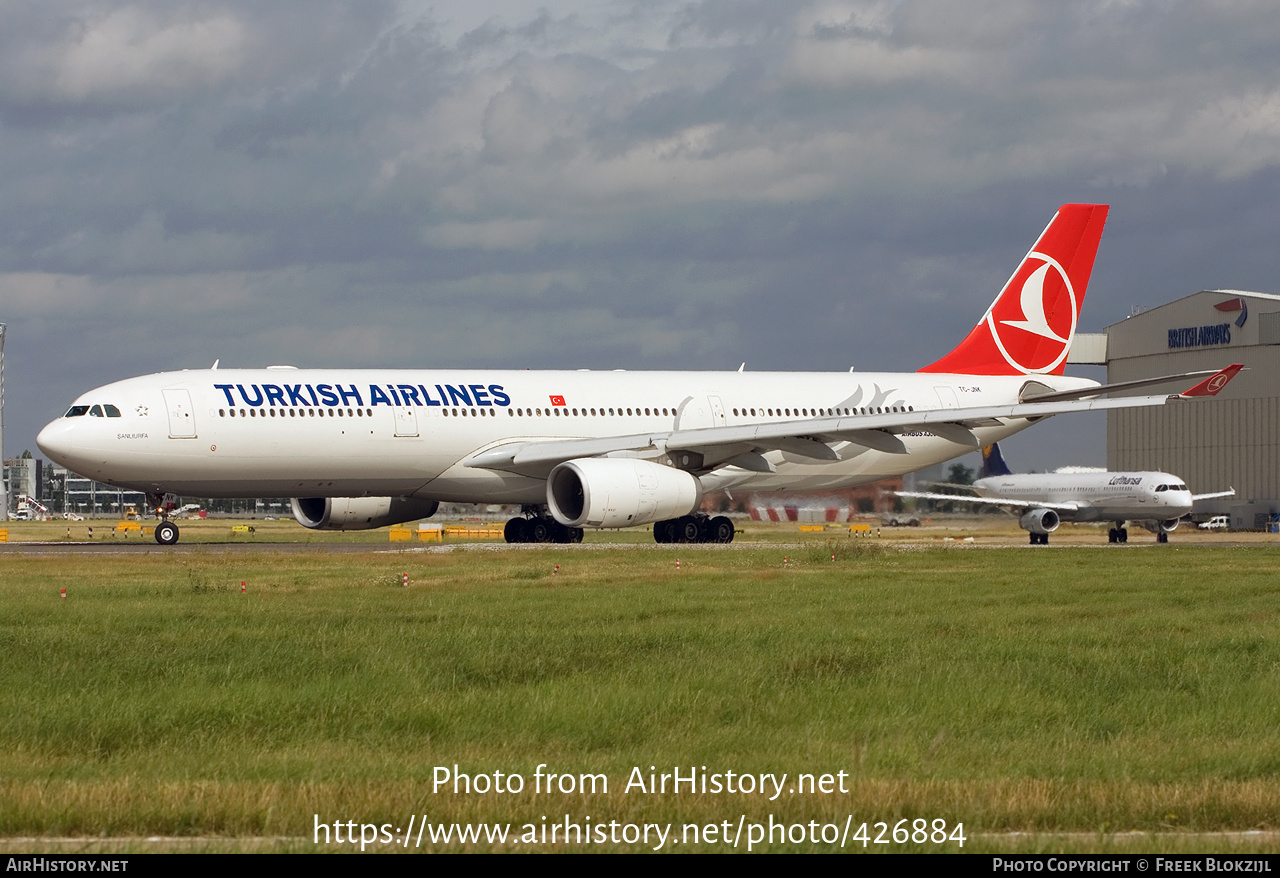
[1198,515,1229,530]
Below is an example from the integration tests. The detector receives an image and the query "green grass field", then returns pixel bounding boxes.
[2,538,1279,852]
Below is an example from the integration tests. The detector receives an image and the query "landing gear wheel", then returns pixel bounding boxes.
[155,521,180,545]
[709,516,735,543]
[1157,531,1169,544]
[1118,527,1128,543]
[654,519,677,543]
[677,516,700,543]
[504,518,528,543]
[1108,528,1117,543]
[530,519,552,543]
[569,527,584,543]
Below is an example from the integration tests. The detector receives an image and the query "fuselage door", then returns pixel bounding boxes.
[162,389,197,439]
[934,387,960,409]
[708,395,727,425]
[394,405,419,437]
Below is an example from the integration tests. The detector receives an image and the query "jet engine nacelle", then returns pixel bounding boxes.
[547,458,703,529]
[1019,508,1060,535]
[290,496,440,530]
[1140,518,1180,535]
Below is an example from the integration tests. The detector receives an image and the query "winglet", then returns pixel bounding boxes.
[1179,364,1243,397]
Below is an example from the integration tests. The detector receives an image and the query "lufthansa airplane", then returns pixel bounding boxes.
[36,204,1241,545]
[898,443,1237,545]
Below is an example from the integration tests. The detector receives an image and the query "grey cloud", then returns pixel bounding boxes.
[3,0,1280,470]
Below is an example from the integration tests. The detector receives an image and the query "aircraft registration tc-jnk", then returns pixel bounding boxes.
[36,204,1242,546]
[897,443,1237,545]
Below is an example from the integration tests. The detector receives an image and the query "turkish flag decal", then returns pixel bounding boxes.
[549,395,566,406]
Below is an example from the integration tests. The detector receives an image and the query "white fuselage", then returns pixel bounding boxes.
[973,472,1194,522]
[36,367,1096,503]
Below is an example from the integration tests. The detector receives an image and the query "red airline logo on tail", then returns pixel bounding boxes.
[920,204,1109,376]
[987,254,1077,374]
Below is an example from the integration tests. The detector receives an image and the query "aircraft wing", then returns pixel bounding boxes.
[1017,366,1242,403]
[1191,488,1236,502]
[465,364,1242,478]
[895,491,1082,514]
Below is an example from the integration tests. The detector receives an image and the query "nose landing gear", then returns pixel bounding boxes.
[148,492,181,545]
[155,520,180,545]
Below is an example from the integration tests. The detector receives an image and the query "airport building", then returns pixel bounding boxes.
[1076,290,1280,528]
[4,459,149,519]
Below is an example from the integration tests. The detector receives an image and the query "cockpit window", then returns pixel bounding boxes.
[1156,484,1168,492]
[103,404,122,417]
[89,405,105,417]
[1176,484,1189,491]
[65,405,90,418]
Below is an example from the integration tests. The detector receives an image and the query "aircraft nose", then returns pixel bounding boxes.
[36,418,77,466]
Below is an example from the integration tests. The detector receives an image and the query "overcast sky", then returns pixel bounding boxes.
[3,0,1279,477]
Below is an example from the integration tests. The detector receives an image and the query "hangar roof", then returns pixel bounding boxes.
[1103,289,1280,361]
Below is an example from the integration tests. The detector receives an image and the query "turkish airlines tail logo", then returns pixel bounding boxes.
[919,204,1109,376]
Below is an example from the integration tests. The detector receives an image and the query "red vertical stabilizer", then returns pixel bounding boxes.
[919,204,1109,376]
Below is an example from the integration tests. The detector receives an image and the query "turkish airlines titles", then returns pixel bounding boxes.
[213,382,513,409]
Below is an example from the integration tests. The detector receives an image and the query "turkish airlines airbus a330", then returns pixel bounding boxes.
[37,204,1240,545]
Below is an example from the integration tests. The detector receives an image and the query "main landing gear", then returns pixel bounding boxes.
[653,514,735,544]
[503,512,584,544]
[1029,532,1050,545]
[1107,525,1129,544]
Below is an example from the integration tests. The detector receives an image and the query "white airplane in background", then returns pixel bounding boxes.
[898,442,1237,544]
[37,204,1243,546]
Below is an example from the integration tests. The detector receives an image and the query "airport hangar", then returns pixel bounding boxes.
[1071,290,1280,530]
